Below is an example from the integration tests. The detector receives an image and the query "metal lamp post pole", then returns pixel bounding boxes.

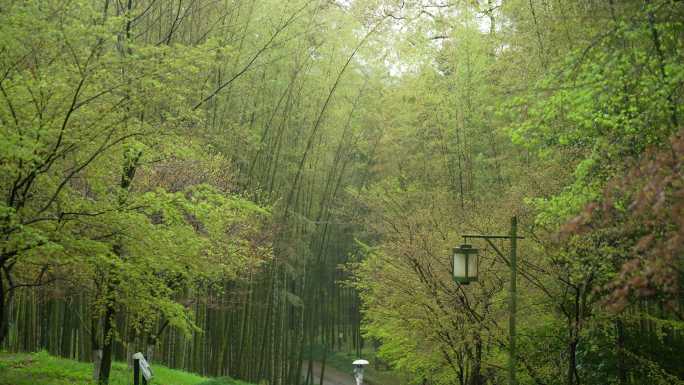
[463,216,520,385]
[509,216,517,385]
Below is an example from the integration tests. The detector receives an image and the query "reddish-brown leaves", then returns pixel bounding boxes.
[564,128,683,315]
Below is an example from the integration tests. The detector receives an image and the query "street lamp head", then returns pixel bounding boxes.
[453,244,479,284]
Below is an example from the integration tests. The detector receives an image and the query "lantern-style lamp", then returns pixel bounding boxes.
[453,244,479,284]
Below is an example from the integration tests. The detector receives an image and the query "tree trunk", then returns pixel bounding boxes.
[319,346,328,385]
[98,304,115,385]
[567,338,577,385]
[616,318,627,385]
[92,349,103,381]
[470,334,482,385]
[0,270,10,347]
[91,307,102,380]
[146,343,155,364]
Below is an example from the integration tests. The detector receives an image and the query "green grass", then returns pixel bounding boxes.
[0,351,247,385]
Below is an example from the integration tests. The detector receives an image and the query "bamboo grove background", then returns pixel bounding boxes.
[2,0,374,383]
[5,277,364,381]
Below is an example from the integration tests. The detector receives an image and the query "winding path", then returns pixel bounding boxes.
[303,361,355,385]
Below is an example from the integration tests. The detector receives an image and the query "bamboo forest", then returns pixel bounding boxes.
[0,1,683,385]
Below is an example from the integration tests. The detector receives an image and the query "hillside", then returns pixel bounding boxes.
[0,351,248,385]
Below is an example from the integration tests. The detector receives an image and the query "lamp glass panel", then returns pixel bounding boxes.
[467,253,478,279]
[453,251,467,279]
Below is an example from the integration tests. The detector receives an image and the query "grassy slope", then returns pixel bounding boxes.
[0,351,250,385]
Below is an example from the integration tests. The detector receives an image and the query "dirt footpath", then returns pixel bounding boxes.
[302,361,355,385]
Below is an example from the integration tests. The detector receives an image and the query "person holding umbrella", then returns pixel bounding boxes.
[352,359,368,385]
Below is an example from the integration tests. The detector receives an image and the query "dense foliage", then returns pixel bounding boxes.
[348,1,684,385]
[1,1,682,385]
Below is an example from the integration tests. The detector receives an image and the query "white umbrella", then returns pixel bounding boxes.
[353,359,369,365]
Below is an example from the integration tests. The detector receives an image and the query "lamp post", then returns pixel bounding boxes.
[451,216,523,385]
